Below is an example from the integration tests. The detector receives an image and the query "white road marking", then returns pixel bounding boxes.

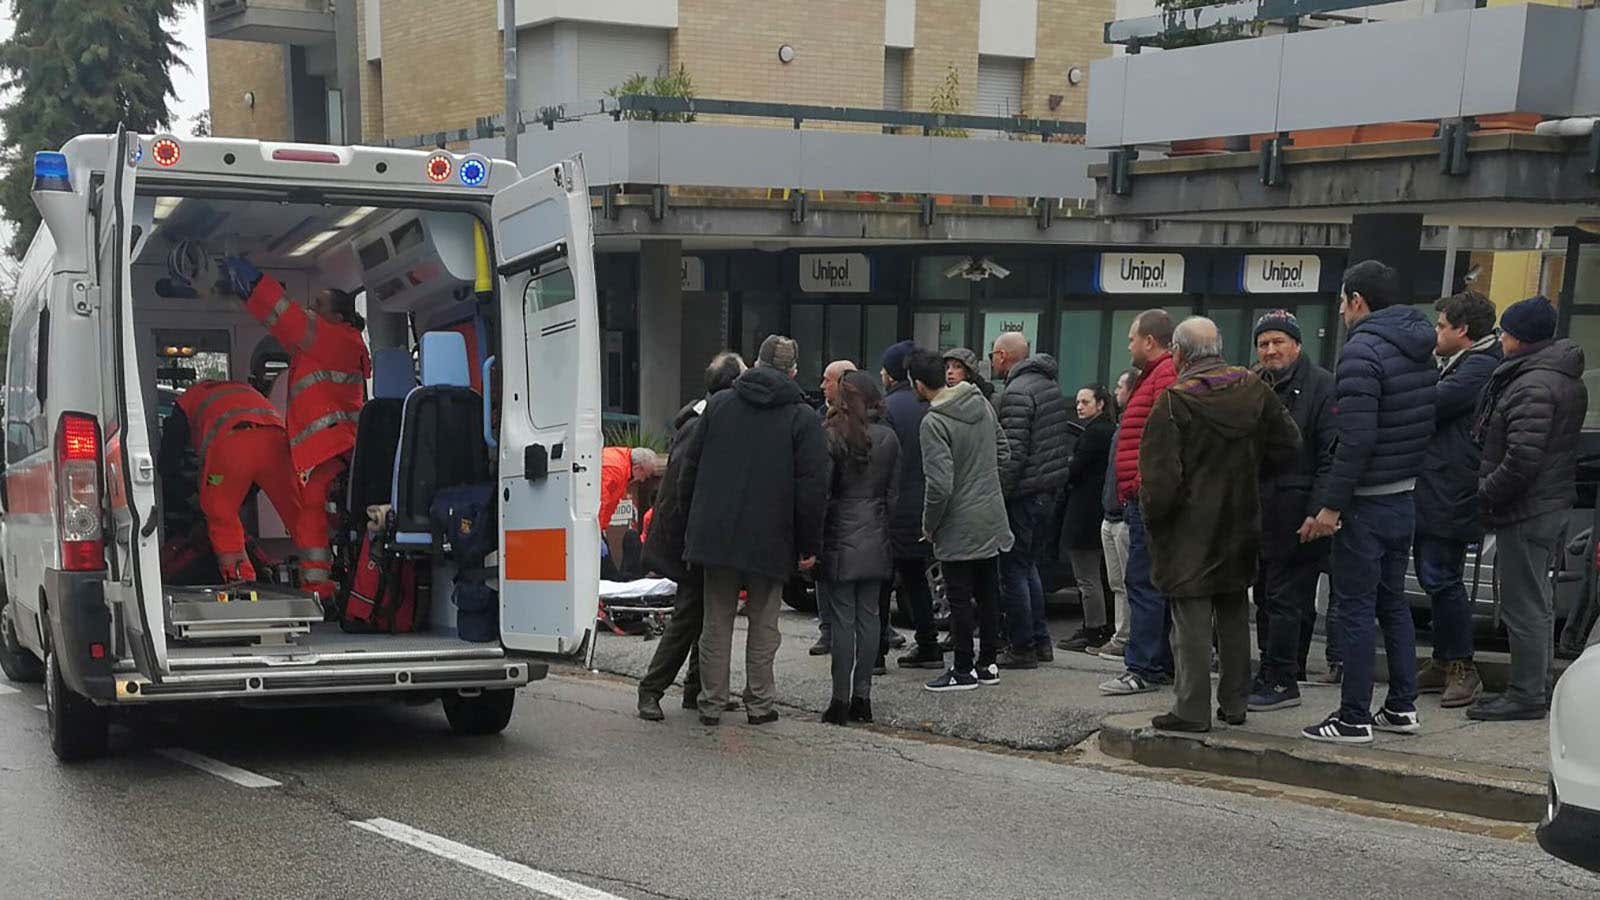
[155,748,281,788]
[0,684,19,695]
[351,818,626,900]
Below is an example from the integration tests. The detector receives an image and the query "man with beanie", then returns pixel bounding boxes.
[881,340,946,669]
[1469,296,1587,721]
[1249,310,1337,713]
[676,335,830,725]
[990,331,1073,668]
[1302,261,1438,745]
[1414,291,1502,709]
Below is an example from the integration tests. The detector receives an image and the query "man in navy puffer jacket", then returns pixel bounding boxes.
[1302,260,1438,746]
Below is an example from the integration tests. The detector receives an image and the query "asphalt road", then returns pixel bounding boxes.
[0,673,1594,900]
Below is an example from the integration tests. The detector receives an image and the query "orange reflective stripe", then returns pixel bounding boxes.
[264,294,293,328]
[290,410,361,448]
[197,405,278,461]
[288,369,364,401]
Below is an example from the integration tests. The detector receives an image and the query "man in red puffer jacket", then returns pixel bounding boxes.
[1099,309,1179,696]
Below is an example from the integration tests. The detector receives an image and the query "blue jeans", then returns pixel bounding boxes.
[1122,499,1172,681]
[1000,493,1053,651]
[1413,535,1474,662]
[1333,493,1419,724]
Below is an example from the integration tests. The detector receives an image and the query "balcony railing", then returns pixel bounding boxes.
[205,0,334,45]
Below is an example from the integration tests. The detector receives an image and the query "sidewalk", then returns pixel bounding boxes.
[577,603,1552,822]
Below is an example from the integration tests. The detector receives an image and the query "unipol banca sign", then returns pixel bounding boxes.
[1242,254,1320,294]
[799,253,871,293]
[1097,252,1184,294]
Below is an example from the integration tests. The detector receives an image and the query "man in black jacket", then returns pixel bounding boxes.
[637,351,745,721]
[990,331,1073,668]
[1414,291,1501,710]
[677,336,830,726]
[1468,296,1587,721]
[1248,311,1336,713]
[882,340,946,670]
[1301,261,1438,746]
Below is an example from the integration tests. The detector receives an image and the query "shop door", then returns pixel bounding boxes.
[1559,235,1600,432]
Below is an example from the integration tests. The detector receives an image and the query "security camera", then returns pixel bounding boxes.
[943,256,1011,282]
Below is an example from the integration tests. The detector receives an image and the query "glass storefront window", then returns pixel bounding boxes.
[1108,308,1141,379]
[791,304,826,389]
[981,311,1041,380]
[1057,309,1102,395]
[740,292,785,364]
[826,305,863,368]
[917,256,972,302]
[1569,313,1600,430]
[865,305,899,368]
[913,311,967,354]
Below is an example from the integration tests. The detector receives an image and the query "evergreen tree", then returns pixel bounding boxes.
[0,0,194,259]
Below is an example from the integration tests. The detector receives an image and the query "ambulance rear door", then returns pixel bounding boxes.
[490,157,601,656]
[97,128,168,675]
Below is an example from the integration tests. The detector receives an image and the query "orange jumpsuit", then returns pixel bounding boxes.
[245,276,372,597]
[167,382,304,582]
[598,446,633,530]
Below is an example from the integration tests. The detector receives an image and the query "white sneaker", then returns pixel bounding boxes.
[1098,672,1155,695]
[975,663,1000,686]
[1372,707,1421,734]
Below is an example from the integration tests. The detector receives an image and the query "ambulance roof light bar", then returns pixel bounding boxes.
[33,151,71,192]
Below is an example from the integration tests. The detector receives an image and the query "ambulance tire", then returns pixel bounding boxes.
[46,648,108,763]
[443,688,515,736]
[0,592,44,684]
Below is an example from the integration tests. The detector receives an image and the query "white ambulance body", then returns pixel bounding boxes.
[0,130,602,760]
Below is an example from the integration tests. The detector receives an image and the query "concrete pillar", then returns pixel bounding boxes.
[334,0,362,143]
[637,240,684,439]
[1349,213,1424,301]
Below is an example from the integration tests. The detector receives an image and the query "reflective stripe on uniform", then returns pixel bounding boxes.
[289,369,364,401]
[197,404,280,462]
[302,547,331,562]
[264,294,293,328]
[298,315,319,353]
[189,383,255,426]
[290,409,361,448]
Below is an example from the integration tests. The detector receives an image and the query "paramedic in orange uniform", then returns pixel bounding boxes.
[157,381,305,583]
[599,446,661,532]
[225,257,372,599]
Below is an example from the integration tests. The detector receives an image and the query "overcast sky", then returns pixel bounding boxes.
[0,3,208,258]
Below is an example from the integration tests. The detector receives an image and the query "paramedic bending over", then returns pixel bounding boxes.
[223,258,373,601]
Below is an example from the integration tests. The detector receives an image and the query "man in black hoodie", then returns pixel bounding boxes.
[1301,260,1438,746]
[1468,296,1587,721]
[637,351,746,721]
[676,335,830,725]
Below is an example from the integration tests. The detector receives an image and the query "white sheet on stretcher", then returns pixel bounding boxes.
[599,578,678,600]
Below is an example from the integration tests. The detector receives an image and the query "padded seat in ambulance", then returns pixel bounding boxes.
[391,332,491,546]
[344,349,415,533]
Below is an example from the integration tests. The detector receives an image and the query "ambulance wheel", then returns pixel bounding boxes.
[46,649,108,762]
[443,689,515,736]
[0,592,44,684]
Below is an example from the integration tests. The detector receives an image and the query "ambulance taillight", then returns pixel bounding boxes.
[56,413,105,572]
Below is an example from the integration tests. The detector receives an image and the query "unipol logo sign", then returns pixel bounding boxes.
[1097,252,1184,294]
[1243,254,1320,294]
[799,253,871,293]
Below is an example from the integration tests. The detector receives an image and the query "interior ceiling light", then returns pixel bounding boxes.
[287,229,340,258]
[153,197,182,221]
[335,206,378,228]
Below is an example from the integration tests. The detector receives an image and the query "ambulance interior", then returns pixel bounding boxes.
[127,192,513,651]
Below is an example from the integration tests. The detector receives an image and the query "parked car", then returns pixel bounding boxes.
[1540,636,1600,873]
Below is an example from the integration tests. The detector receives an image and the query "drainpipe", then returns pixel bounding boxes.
[503,0,519,164]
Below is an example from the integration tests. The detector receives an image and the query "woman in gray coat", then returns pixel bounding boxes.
[820,370,900,725]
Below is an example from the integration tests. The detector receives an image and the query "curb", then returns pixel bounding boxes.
[1097,712,1546,823]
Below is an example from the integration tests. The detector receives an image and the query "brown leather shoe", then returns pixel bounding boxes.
[1416,660,1447,694]
[1440,660,1482,709]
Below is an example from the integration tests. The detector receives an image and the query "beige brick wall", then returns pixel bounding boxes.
[672,0,885,113]
[378,0,503,140]
[207,39,291,140]
[905,0,979,114]
[353,0,384,142]
[1026,0,1114,125]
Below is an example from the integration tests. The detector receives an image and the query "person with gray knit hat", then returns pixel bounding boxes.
[1468,296,1587,721]
[941,347,996,400]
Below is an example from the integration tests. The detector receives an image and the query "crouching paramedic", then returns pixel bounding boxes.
[158,381,305,582]
[225,257,372,600]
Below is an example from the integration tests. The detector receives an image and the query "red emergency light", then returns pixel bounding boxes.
[151,138,181,167]
[425,154,452,183]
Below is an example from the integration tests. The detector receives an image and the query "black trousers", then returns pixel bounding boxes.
[942,557,1002,673]
[1254,552,1322,683]
[893,555,939,650]
[638,572,704,700]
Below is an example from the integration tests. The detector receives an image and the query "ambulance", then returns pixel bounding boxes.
[0,129,603,760]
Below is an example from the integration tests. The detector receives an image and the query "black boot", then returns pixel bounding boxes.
[637,692,665,721]
[849,697,873,723]
[822,699,850,725]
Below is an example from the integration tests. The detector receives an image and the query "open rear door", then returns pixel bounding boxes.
[491,158,601,655]
[97,129,168,674]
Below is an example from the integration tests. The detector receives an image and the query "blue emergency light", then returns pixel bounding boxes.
[459,157,488,187]
[32,151,71,192]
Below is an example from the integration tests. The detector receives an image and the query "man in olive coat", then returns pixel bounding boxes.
[1139,317,1300,731]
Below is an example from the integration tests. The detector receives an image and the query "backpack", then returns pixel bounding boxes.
[342,530,427,633]
[428,483,497,567]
